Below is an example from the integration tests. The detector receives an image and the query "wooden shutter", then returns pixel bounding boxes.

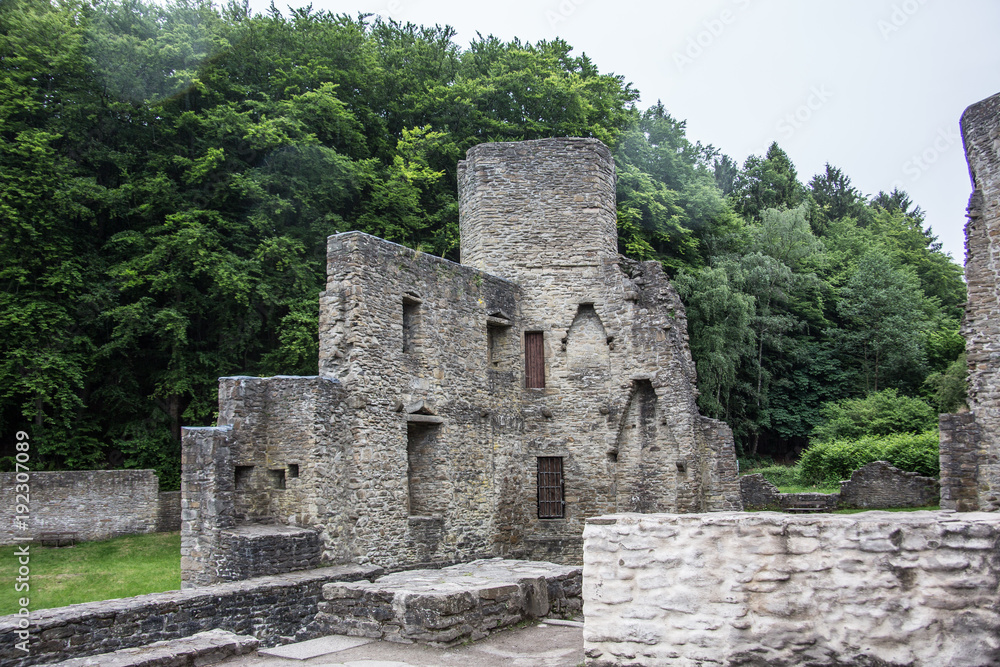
[537,457,565,519]
[525,331,545,388]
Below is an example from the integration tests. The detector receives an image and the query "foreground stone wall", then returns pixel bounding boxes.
[0,470,160,545]
[0,564,379,667]
[941,91,1000,510]
[583,512,1000,667]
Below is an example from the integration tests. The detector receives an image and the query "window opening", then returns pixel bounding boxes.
[402,297,421,353]
[537,456,565,519]
[288,463,299,478]
[269,468,286,490]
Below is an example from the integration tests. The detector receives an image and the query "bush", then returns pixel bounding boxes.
[750,464,801,488]
[799,430,939,484]
[811,389,937,445]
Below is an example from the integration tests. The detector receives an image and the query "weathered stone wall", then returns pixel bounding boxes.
[180,375,354,587]
[940,412,981,511]
[0,564,380,667]
[318,232,524,567]
[182,137,741,584]
[583,512,1000,666]
[156,491,181,532]
[315,559,581,646]
[739,474,781,510]
[459,139,741,561]
[839,460,939,509]
[941,91,1000,510]
[0,470,160,545]
[214,525,322,581]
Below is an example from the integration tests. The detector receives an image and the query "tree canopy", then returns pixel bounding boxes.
[1,0,966,482]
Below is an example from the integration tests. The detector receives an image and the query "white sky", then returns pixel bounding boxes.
[246,0,1000,265]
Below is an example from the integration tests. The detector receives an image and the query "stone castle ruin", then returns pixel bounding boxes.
[940,91,1000,512]
[181,137,742,587]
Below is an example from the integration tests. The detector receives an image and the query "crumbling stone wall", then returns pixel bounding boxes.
[0,470,160,545]
[459,139,741,561]
[182,137,741,585]
[583,512,1000,666]
[941,91,1000,510]
[0,564,379,667]
[839,460,939,509]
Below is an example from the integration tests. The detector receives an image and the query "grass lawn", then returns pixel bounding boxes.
[0,532,180,616]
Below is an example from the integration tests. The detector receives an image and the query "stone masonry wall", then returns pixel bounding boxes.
[940,412,981,511]
[180,375,353,587]
[0,470,159,545]
[0,564,379,667]
[583,512,1000,667]
[318,232,524,568]
[943,91,1000,510]
[458,139,741,562]
[156,491,182,532]
[839,460,939,509]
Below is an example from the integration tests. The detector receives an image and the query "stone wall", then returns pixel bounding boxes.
[839,460,939,509]
[458,139,741,561]
[940,412,980,511]
[156,491,181,532]
[0,470,160,545]
[583,512,1000,666]
[181,137,742,585]
[315,559,581,645]
[940,91,1000,510]
[0,564,380,667]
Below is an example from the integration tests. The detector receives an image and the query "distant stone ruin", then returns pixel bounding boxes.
[181,137,742,587]
[940,91,1000,511]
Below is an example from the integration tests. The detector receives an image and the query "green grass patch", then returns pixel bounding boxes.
[0,532,180,616]
[774,482,841,494]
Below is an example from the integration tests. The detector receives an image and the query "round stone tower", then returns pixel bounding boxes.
[458,138,617,281]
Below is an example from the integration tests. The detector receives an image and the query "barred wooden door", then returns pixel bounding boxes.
[525,331,545,388]
[537,457,565,518]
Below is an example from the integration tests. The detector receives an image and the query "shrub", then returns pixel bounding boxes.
[749,464,801,488]
[811,389,937,445]
[799,430,939,484]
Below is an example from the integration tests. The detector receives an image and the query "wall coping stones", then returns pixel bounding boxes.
[315,558,582,646]
[49,629,258,667]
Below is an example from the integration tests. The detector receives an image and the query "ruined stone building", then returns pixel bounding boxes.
[181,138,741,587]
[941,91,1000,511]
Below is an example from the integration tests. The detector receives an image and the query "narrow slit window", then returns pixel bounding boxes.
[525,331,545,388]
[537,457,565,519]
[402,297,420,353]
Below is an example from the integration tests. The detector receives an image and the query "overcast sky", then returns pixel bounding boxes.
[245,0,1000,265]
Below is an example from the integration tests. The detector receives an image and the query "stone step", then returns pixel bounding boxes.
[50,629,258,667]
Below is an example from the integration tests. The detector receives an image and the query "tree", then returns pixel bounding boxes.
[835,251,928,393]
[730,142,805,221]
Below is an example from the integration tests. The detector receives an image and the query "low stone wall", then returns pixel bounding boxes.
[0,470,160,545]
[214,524,322,581]
[315,559,582,645]
[0,564,380,667]
[156,491,181,533]
[840,460,939,508]
[583,512,1000,667]
[739,475,838,512]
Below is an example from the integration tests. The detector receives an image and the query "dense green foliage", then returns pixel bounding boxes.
[2,0,965,483]
[0,532,180,614]
[798,431,940,484]
[810,389,938,445]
